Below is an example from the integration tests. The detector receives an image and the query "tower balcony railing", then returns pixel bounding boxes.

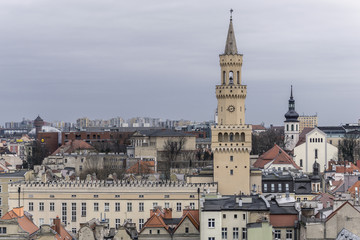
[216,85,246,90]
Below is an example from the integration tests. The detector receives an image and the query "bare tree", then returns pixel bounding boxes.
[338,132,360,163]
[251,128,284,155]
[161,137,186,180]
[80,155,125,180]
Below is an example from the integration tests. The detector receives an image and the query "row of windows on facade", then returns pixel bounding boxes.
[42,194,196,199]
[207,228,293,240]
[286,124,298,132]
[222,71,240,85]
[218,132,245,142]
[28,201,195,213]
[309,138,323,143]
[263,183,290,192]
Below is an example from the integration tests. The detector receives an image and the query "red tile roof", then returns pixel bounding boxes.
[52,140,95,155]
[1,207,39,235]
[311,193,335,207]
[126,161,155,174]
[348,180,360,196]
[253,144,300,169]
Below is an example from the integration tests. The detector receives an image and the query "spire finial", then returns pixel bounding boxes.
[230,9,233,20]
[290,85,293,99]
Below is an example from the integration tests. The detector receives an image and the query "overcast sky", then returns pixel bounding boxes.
[0,0,359,127]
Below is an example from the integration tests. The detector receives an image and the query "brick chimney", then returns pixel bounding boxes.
[53,216,61,235]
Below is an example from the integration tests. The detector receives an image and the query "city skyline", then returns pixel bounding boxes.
[1,0,359,126]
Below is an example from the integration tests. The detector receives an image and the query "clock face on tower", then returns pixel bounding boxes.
[227,105,235,112]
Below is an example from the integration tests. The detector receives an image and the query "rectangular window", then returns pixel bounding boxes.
[242,228,247,240]
[50,202,55,211]
[230,169,234,175]
[115,202,120,212]
[153,202,158,208]
[115,194,120,198]
[127,202,132,212]
[243,214,246,220]
[234,214,237,219]
[274,230,281,239]
[94,203,99,212]
[115,219,121,229]
[0,227,6,234]
[81,203,86,217]
[222,227,228,239]
[62,203,67,225]
[286,230,293,239]
[208,218,215,228]
[39,218,44,225]
[223,214,226,219]
[189,195,195,198]
[286,184,289,191]
[185,227,189,233]
[139,202,144,212]
[190,202,195,209]
[230,156,233,161]
[233,227,239,239]
[165,202,169,208]
[104,203,109,212]
[139,194,144,198]
[72,228,77,234]
[315,149,318,159]
[139,218,144,230]
[93,195,98,198]
[29,202,34,211]
[271,184,275,192]
[264,184,267,192]
[278,183,282,192]
[164,195,170,198]
[0,186,2,192]
[71,203,76,222]
[208,238,215,240]
[177,202,182,212]
[39,202,44,211]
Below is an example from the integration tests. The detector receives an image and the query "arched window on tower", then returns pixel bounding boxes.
[291,124,294,131]
[229,71,234,85]
[296,125,298,131]
[224,133,229,142]
[229,133,234,142]
[240,132,245,142]
[218,133,223,142]
[286,125,289,131]
[223,71,226,85]
[237,71,240,84]
[300,159,303,167]
[235,133,240,141]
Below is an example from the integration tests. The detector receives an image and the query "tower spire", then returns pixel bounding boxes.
[224,9,238,55]
[290,85,293,99]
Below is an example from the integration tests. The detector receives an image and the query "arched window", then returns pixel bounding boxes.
[229,133,234,142]
[291,135,294,139]
[237,71,240,84]
[240,132,245,142]
[291,124,294,131]
[224,133,229,142]
[235,133,240,141]
[310,138,312,143]
[229,71,234,84]
[296,125,298,131]
[218,133,223,142]
[223,71,226,85]
[286,125,289,131]
[300,159,303,167]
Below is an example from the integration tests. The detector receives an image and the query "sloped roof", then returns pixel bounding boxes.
[140,213,169,233]
[52,140,95,155]
[253,144,300,169]
[174,210,200,232]
[126,161,155,174]
[252,125,266,131]
[348,181,360,196]
[312,193,335,207]
[295,127,314,147]
[326,201,360,222]
[1,207,39,235]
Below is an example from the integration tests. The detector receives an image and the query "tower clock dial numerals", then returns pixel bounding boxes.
[227,105,235,112]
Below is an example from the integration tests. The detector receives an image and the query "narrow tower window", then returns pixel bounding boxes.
[230,133,234,142]
[223,71,226,85]
[229,71,234,84]
[237,71,240,84]
[218,133,223,142]
[240,132,245,142]
[235,133,240,141]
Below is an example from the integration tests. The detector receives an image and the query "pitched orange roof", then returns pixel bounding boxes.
[311,193,335,207]
[336,163,360,174]
[348,180,360,196]
[140,213,169,233]
[52,140,95,155]
[253,144,300,169]
[1,207,39,235]
[174,209,200,232]
[127,161,155,174]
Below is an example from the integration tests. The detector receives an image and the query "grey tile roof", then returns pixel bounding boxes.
[202,195,269,212]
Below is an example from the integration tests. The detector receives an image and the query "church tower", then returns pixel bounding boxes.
[284,86,300,151]
[212,12,252,195]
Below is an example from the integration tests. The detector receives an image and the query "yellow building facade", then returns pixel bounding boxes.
[212,17,252,195]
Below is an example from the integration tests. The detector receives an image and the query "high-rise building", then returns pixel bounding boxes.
[211,14,252,195]
[284,86,300,151]
[298,115,318,132]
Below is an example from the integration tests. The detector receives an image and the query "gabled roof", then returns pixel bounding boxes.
[253,144,300,169]
[326,201,360,222]
[173,210,200,232]
[52,140,95,155]
[126,161,155,174]
[295,127,314,147]
[348,180,360,196]
[311,193,335,207]
[140,213,169,233]
[1,207,39,235]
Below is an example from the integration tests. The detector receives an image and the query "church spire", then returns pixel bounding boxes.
[224,9,238,55]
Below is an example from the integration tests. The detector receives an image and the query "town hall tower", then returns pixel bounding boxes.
[212,13,252,195]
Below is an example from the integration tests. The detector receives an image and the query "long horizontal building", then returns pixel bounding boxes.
[8,180,217,234]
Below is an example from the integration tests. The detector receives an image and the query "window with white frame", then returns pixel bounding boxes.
[50,202,55,211]
[264,184,267,192]
[94,203,99,212]
[208,218,215,228]
[278,183,282,192]
[115,219,121,229]
[208,237,215,240]
[271,184,275,192]
[242,228,247,240]
[274,229,281,239]
[285,184,289,191]
[71,203,76,222]
[222,227,228,239]
[0,227,6,234]
[139,202,144,212]
[286,229,293,240]
[115,202,120,212]
[104,203,109,212]
[233,227,239,239]
[190,202,195,209]
[153,202,158,208]
[81,203,86,217]
[39,218,44,226]
[139,218,144,230]
[39,202,44,211]
[62,203,67,225]
[29,202,33,211]
[176,202,182,212]
[165,202,170,208]
[127,202,132,212]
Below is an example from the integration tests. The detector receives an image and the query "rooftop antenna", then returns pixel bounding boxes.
[230,9,233,20]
